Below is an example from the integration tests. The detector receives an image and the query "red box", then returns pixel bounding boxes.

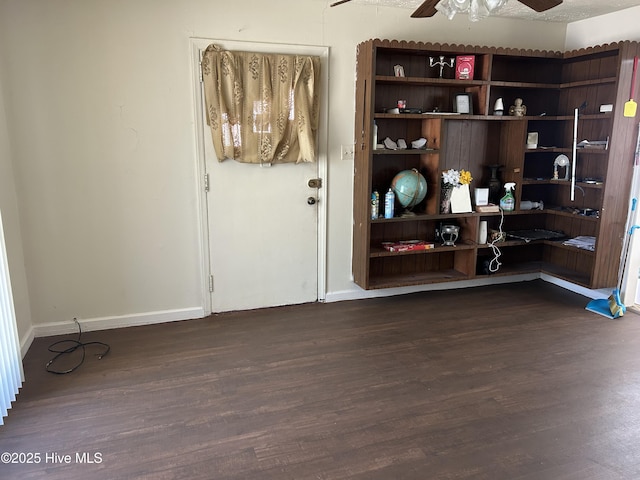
[382,240,435,252]
[455,55,475,80]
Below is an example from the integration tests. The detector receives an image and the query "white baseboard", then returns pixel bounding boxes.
[30,307,206,339]
[20,275,608,357]
[539,273,611,300]
[325,273,540,303]
[20,326,35,359]
[327,272,610,304]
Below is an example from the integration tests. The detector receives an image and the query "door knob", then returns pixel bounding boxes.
[307,197,317,205]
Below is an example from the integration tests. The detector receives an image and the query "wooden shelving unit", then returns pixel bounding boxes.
[352,39,640,290]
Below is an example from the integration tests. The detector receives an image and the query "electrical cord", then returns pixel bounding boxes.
[45,318,110,374]
[487,207,504,273]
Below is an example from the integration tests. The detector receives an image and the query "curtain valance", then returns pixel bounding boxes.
[201,44,320,165]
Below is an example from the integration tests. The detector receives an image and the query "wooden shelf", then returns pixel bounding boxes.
[368,269,469,289]
[561,77,618,88]
[489,76,617,90]
[353,38,638,290]
[376,75,488,87]
[540,263,592,287]
[490,80,561,89]
[375,113,612,122]
[372,148,439,155]
[370,241,476,258]
[524,147,572,153]
[545,208,600,221]
[522,179,604,190]
[475,261,543,278]
[371,212,476,223]
[542,239,596,255]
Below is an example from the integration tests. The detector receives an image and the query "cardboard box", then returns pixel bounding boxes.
[455,55,475,80]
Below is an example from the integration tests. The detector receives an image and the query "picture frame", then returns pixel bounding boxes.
[394,64,405,77]
[453,93,473,114]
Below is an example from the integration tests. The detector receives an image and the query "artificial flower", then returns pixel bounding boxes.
[442,169,473,188]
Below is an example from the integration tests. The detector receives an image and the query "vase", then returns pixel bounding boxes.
[440,187,453,214]
[486,164,502,204]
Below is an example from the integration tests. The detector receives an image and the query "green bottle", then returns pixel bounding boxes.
[499,182,516,211]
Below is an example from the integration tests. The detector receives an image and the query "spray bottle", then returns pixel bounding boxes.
[371,190,380,219]
[384,188,395,218]
[499,182,516,211]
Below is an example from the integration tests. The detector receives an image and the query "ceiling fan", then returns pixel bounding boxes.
[329,0,563,18]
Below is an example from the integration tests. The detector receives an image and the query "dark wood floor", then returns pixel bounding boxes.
[2,280,640,479]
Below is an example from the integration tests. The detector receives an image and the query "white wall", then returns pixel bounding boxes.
[0,0,568,339]
[565,6,640,50]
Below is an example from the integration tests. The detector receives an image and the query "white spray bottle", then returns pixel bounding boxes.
[499,182,516,211]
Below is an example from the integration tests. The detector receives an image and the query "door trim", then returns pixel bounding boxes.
[189,37,329,315]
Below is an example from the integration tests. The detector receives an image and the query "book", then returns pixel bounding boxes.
[382,240,435,252]
[475,203,500,213]
[455,55,475,80]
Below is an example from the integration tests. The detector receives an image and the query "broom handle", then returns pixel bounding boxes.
[617,198,634,291]
[620,125,640,291]
[635,122,640,166]
[632,56,638,99]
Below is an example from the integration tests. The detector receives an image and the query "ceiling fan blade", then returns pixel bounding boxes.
[517,0,563,13]
[411,0,439,18]
[330,0,353,6]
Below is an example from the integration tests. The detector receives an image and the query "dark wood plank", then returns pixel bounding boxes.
[2,281,640,479]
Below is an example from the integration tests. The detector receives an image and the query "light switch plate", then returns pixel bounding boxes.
[341,144,355,160]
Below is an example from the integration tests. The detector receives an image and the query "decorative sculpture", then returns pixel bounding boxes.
[429,56,454,79]
[509,98,527,116]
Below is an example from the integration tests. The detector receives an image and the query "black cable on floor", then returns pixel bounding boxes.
[45,318,110,374]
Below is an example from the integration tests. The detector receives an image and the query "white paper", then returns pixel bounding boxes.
[450,184,472,213]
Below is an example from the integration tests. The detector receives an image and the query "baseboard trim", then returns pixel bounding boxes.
[325,273,540,303]
[539,274,610,300]
[22,275,607,350]
[31,307,206,339]
[20,325,35,359]
[326,272,610,304]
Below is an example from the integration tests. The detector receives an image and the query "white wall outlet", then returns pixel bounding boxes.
[341,144,355,161]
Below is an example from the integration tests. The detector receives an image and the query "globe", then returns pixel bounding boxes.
[391,168,427,213]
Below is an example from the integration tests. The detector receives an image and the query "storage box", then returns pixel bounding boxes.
[455,55,475,80]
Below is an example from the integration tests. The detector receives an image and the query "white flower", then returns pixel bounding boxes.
[442,169,460,187]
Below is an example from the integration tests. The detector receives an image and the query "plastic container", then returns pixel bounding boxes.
[372,121,378,150]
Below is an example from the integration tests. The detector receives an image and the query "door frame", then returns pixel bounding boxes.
[189,37,329,315]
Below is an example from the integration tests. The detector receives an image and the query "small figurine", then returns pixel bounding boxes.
[509,98,527,116]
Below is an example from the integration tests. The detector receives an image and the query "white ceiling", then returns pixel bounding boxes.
[342,0,640,22]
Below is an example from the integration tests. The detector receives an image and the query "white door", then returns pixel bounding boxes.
[192,39,328,313]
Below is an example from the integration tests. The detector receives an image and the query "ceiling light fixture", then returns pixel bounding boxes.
[435,0,509,21]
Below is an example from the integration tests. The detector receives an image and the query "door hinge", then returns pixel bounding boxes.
[204,173,210,192]
[209,274,214,292]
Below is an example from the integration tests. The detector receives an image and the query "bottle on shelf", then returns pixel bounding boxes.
[371,191,379,219]
[384,188,395,219]
[499,183,516,211]
[372,121,378,150]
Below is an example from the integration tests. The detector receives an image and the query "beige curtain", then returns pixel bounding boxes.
[201,44,320,165]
